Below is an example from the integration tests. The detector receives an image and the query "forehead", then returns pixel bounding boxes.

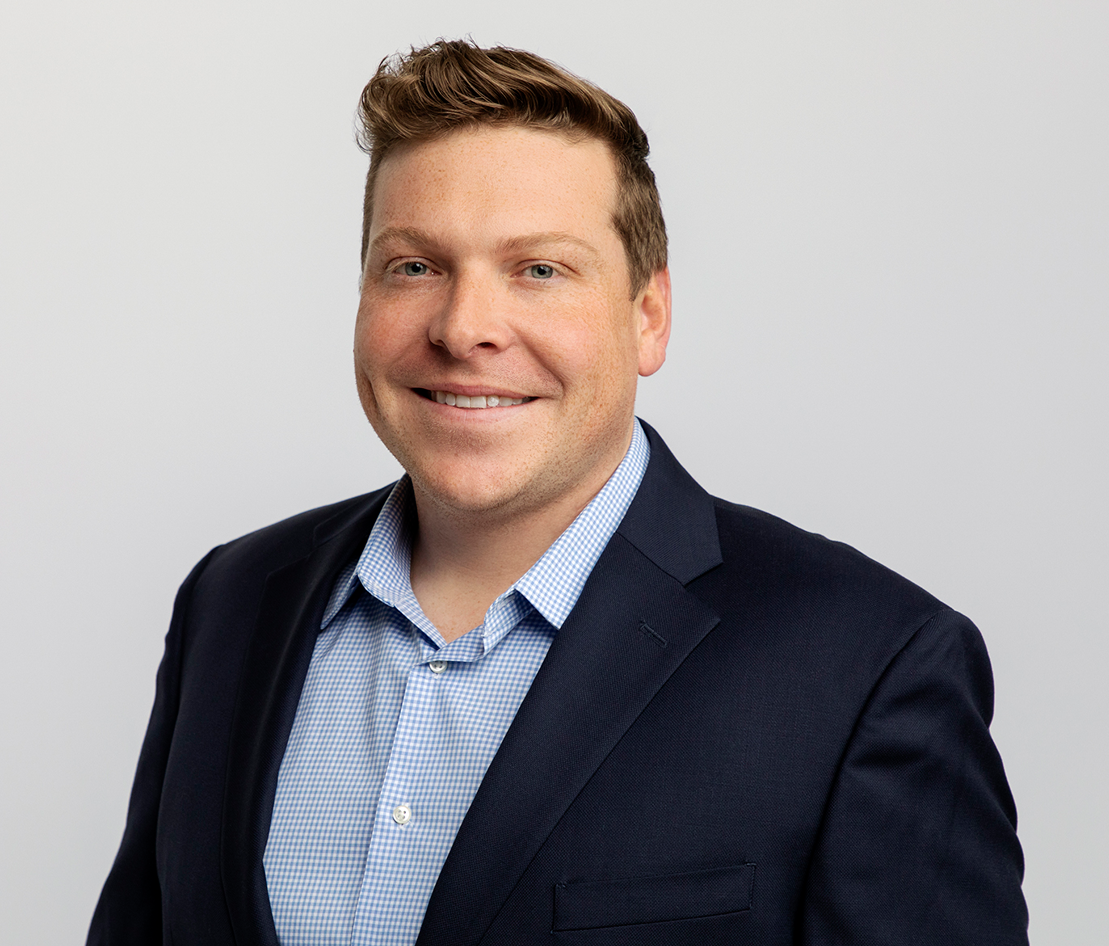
[369,125,621,242]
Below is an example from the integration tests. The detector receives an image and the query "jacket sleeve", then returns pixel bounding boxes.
[86,549,219,946]
[800,608,1029,945]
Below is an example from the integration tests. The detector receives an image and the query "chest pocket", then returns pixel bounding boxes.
[553,863,756,932]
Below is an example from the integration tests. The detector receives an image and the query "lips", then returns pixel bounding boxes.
[419,388,532,409]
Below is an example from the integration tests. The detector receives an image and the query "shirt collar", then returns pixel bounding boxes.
[320,480,415,630]
[514,419,649,628]
[322,419,651,640]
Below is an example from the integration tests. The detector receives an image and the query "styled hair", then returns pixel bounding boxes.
[356,40,667,296]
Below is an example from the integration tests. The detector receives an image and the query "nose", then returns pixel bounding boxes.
[429,269,512,359]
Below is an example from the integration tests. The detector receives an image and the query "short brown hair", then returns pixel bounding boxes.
[356,40,667,296]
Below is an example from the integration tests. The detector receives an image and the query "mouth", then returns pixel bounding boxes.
[415,388,536,410]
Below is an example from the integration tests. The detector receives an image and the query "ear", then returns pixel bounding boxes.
[636,268,672,377]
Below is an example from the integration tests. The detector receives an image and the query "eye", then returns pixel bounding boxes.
[525,263,556,280]
[399,261,430,276]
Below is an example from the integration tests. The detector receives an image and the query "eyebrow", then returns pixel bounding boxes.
[368,226,602,260]
[368,226,433,255]
[495,231,602,259]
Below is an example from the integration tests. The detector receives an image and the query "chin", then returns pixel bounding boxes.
[413,471,525,517]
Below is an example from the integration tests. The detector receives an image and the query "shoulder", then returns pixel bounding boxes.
[698,496,962,692]
[158,486,395,679]
[631,423,949,644]
[709,496,940,610]
[188,485,394,597]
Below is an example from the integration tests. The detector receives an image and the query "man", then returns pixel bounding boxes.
[89,41,1028,945]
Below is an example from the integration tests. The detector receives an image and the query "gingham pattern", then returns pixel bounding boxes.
[263,421,649,946]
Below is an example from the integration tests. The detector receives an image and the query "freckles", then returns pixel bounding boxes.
[359,305,415,356]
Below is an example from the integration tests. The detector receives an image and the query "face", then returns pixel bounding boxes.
[354,125,670,525]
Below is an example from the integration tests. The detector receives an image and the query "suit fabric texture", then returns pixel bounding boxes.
[88,423,1028,945]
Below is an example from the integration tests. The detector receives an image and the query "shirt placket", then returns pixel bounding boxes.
[350,627,477,946]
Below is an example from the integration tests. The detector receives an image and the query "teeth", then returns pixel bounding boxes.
[429,390,525,409]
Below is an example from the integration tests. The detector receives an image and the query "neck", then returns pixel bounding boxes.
[408,430,633,643]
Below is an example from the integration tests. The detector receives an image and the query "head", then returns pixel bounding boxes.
[356,40,667,298]
[352,42,671,528]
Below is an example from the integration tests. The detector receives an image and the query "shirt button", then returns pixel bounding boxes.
[429,660,447,674]
[392,804,411,826]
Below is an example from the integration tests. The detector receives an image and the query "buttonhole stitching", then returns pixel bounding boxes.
[638,621,668,648]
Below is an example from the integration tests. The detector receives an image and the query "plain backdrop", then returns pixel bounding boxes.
[1,1,1105,942]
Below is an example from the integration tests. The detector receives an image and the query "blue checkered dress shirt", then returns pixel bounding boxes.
[263,421,650,946]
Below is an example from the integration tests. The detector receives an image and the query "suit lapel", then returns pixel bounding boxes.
[220,491,389,946]
[418,425,722,946]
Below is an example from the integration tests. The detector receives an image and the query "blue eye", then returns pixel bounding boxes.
[401,261,429,276]
[527,264,555,279]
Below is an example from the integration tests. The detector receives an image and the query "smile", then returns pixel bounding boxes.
[418,389,533,409]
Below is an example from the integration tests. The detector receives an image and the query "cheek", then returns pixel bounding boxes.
[562,312,641,387]
[527,295,638,375]
[353,298,376,364]
[354,303,410,373]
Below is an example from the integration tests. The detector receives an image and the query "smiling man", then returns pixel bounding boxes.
[89,41,1028,946]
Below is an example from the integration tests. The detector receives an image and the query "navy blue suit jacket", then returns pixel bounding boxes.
[89,424,1028,944]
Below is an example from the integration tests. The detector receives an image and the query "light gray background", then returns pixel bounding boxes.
[2,1,1105,942]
